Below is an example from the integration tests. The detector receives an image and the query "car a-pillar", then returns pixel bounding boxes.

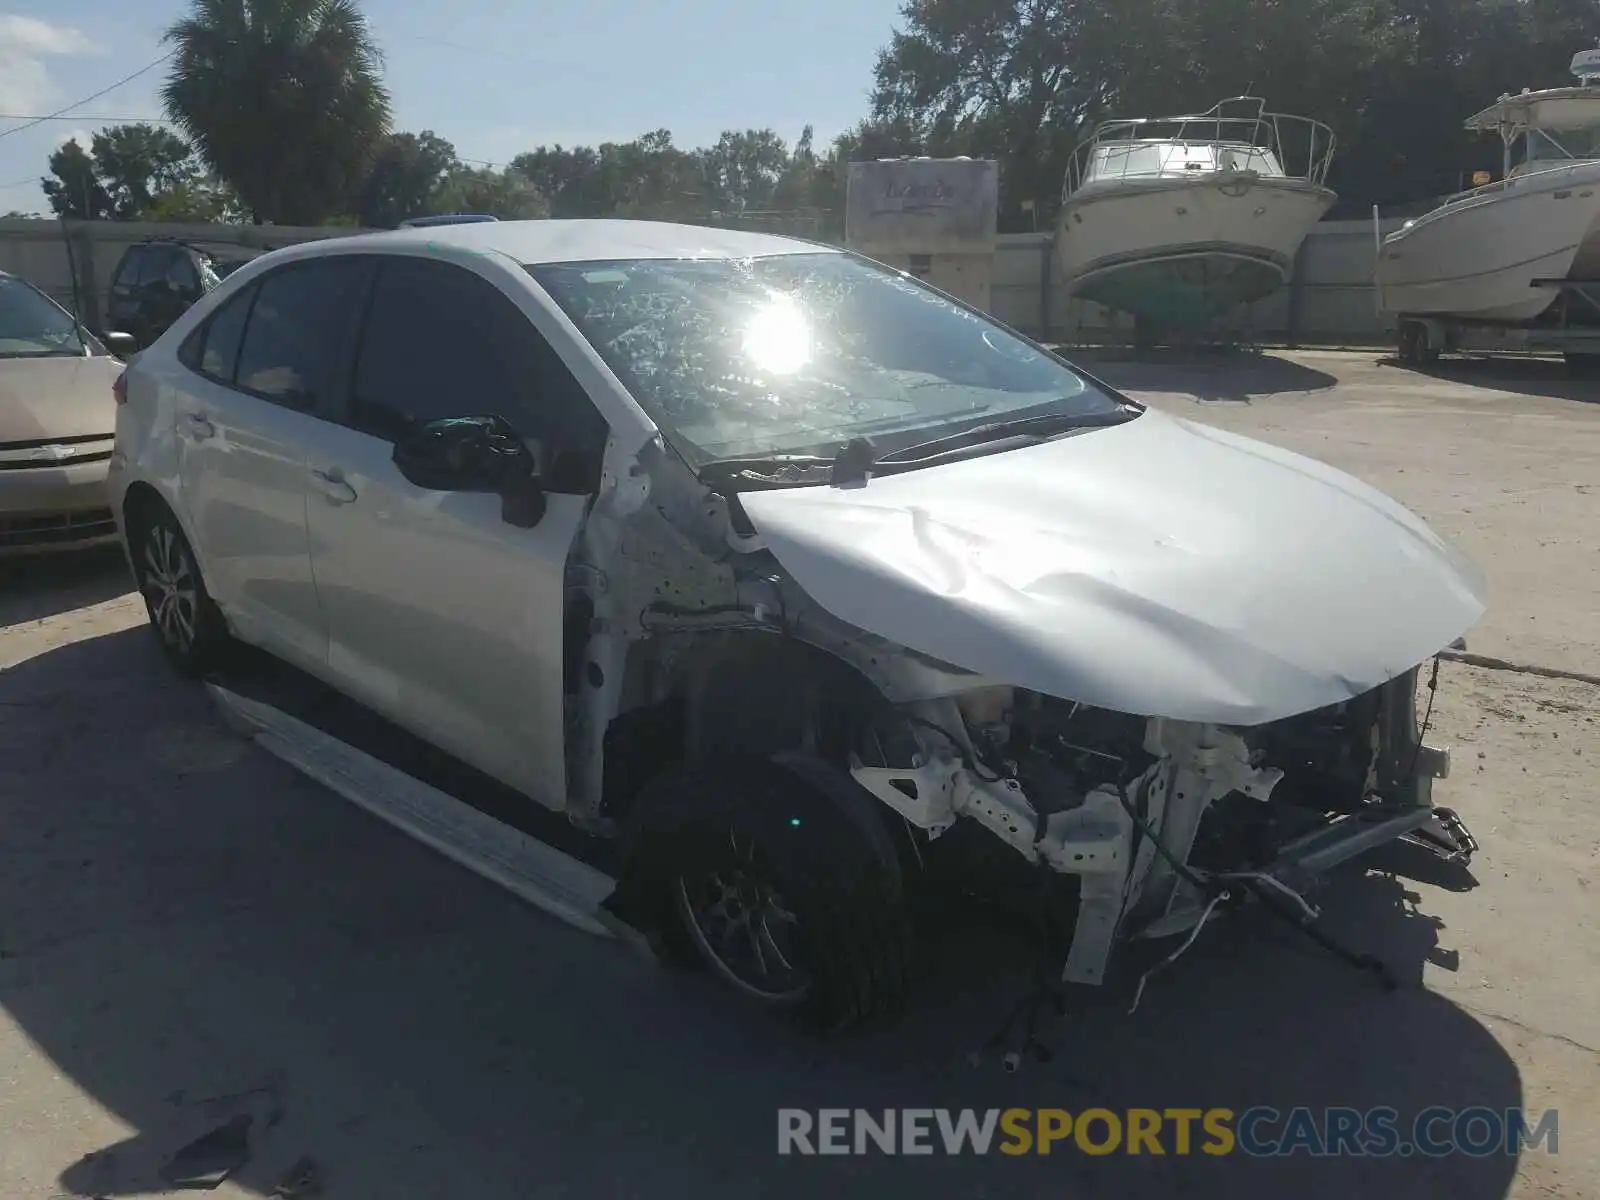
[602,634,915,1030]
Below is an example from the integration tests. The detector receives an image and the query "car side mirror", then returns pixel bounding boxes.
[104,331,137,358]
[391,414,546,527]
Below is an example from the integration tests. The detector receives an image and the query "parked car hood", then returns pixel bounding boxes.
[0,355,122,443]
[738,409,1486,726]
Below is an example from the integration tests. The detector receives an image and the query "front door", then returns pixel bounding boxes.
[304,254,610,808]
[174,255,368,671]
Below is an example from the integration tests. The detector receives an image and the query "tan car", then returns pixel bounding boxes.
[0,270,135,556]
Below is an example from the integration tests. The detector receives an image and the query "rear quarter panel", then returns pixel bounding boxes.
[110,347,209,582]
[110,260,264,581]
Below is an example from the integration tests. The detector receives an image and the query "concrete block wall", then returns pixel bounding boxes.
[991,217,1406,345]
[1,214,1408,346]
[0,219,367,333]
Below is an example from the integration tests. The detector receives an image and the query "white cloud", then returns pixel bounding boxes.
[56,128,94,151]
[0,14,97,55]
[0,15,102,115]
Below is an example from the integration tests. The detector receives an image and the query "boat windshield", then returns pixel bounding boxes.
[1065,98,1334,198]
[1512,123,1600,169]
[1081,140,1286,186]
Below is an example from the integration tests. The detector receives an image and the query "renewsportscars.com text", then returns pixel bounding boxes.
[777,1107,1559,1158]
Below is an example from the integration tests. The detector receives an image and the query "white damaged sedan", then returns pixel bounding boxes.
[109,220,1484,1034]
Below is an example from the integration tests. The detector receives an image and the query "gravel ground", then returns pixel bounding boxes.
[0,350,1595,1198]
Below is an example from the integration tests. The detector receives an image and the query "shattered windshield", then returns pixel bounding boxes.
[527,252,1128,466]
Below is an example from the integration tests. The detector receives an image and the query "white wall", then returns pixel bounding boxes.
[1,214,1404,345]
[990,218,1405,344]
[0,218,366,331]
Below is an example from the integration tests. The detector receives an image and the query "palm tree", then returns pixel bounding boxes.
[162,0,390,225]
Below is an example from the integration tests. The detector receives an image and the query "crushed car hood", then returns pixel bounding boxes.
[739,409,1486,725]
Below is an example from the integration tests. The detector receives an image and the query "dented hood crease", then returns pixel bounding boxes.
[739,409,1486,725]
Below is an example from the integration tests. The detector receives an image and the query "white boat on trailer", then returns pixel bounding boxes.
[1376,47,1600,371]
[1055,97,1338,344]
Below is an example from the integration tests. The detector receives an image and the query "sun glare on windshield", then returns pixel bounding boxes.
[741,294,813,375]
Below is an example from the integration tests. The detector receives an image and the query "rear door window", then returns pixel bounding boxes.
[233,257,368,414]
[136,246,175,287]
[179,282,258,382]
[112,247,146,290]
[165,252,201,295]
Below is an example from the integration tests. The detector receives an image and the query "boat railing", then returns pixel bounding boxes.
[1064,97,1336,201]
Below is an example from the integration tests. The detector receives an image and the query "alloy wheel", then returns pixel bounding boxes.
[141,523,199,655]
[675,831,811,1004]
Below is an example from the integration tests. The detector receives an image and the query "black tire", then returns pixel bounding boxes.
[1397,321,1423,366]
[128,499,231,676]
[619,758,912,1031]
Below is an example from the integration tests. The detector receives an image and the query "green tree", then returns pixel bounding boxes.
[161,0,391,225]
[145,176,248,223]
[1332,0,1598,210]
[90,123,200,220]
[356,130,461,227]
[867,0,1597,222]
[41,139,113,220]
[434,165,549,220]
[697,129,792,212]
[869,0,1125,227]
[509,131,706,219]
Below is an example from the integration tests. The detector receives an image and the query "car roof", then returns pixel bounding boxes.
[284,218,838,266]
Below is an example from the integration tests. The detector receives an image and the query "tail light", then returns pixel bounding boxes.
[113,370,127,405]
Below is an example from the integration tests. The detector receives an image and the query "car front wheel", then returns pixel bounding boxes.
[619,759,913,1031]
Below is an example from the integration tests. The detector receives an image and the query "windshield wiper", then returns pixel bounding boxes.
[698,452,836,485]
[699,438,883,490]
[695,404,1139,491]
[872,405,1140,466]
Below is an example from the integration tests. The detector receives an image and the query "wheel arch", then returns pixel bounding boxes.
[603,633,913,932]
[676,631,895,766]
[120,479,219,600]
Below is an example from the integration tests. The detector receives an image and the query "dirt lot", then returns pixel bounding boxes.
[0,350,1596,1199]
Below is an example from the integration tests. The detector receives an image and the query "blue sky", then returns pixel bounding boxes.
[0,0,904,215]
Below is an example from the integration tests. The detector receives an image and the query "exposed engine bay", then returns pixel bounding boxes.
[562,435,1476,997]
[848,669,1465,988]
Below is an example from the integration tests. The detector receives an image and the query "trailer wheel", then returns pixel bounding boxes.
[1397,320,1438,367]
[619,758,912,1031]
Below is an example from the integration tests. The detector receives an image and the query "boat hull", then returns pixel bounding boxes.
[1377,160,1600,322]
[1055,175,1336,329]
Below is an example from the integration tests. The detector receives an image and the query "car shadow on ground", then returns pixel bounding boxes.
[0,626,1523,1199]
[1065,347,1340,404]
[1376,354,1600,405]
[0,545,133,628]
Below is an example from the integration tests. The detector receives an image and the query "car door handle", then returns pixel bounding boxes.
[310,467,358,505]
[183,412,215,439]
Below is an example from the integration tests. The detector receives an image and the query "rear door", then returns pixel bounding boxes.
[174,255,370,671]
[151,248,204,337]
[106,246,147,335]
[304,253,610,807]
